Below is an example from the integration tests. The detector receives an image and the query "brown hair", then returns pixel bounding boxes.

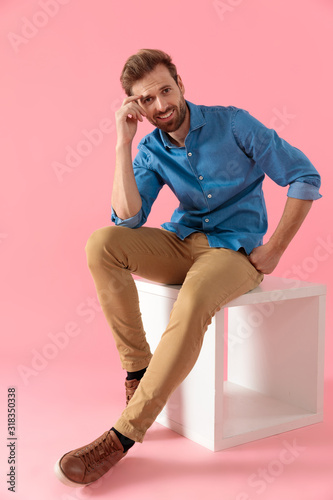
[120,49,178,96]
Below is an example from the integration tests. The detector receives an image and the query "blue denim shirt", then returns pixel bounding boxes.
[111,100,321,254]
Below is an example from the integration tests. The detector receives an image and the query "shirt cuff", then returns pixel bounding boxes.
[111,207,143,228]
[287,181,322,200]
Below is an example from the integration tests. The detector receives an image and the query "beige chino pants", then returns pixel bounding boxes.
[85,226,264,442]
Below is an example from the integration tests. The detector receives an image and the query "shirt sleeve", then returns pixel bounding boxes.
[231,108,322,200]
[111,145,165,228]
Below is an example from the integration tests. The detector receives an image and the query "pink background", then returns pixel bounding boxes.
[1,0,332,499]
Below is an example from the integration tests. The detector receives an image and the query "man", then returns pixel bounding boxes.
[55,49,321,487]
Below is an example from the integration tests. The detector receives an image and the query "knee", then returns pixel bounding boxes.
[85,226,119,269]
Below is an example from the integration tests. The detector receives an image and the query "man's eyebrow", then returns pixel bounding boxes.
[141,85,171,100]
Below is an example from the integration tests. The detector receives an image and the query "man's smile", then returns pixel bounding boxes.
[156,109,175,121]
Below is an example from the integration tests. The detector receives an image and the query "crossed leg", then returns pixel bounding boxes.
[84,226,263,442]
[55,226,263,486]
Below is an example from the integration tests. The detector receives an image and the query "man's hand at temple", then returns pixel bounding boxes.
[115,95,147,146]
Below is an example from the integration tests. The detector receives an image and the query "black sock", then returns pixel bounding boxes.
[126,367,147,381]
[111,427,135,452]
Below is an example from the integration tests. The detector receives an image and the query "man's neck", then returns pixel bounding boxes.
[167,105,190,148]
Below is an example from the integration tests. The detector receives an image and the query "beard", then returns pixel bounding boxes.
[147,94,187,133]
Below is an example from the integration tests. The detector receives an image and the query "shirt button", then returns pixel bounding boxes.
[188,152,192,156]
[198,175,203,180]
[207,194,212,198]
[205,218,210,223]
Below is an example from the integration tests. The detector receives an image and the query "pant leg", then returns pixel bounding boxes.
[85,226,193,371]
[114,233,264,442]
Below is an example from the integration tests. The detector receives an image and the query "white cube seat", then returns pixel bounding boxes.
[134,276,326,451]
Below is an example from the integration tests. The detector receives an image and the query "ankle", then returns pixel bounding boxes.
[126,367,147,381]
[111,427,135,452]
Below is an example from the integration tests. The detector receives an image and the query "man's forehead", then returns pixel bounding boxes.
[132,65,175,97]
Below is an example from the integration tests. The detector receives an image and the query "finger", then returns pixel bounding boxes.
[127,112,143,122]
[126,109,144,122]
[124,96,147,115]
[133,109,146,121]
[125,104,147,120]
[123,95,145,107]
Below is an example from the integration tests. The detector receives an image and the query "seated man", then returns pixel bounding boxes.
[55,49,322,487]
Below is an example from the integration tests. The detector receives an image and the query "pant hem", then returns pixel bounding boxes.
[114,418,145,443]
[121,355,152,372]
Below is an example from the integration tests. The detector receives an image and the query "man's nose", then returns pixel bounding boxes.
[155,97,168,112]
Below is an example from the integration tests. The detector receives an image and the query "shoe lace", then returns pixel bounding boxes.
[75,432,117,471]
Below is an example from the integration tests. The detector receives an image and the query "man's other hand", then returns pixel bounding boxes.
[248,242,283,274]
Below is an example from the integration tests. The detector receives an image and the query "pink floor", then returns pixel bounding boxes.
[1,352,333,500]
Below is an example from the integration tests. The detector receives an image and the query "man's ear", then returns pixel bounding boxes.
[176,74,185,95]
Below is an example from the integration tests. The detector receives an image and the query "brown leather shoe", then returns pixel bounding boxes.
[125,378,140,406]
[54,430,126,487]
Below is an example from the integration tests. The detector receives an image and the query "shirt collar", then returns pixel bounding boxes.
[159,100,206,149]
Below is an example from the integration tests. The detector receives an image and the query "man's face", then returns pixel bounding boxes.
[132,64,187,133]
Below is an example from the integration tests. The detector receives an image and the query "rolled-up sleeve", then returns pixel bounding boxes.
[232,109,322,200]
[111,207,143,228]
[287,178,322,200]
[111,144,165,228]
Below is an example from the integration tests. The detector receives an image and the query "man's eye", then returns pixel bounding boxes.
[144,97,152,104]
[163,88,171,94]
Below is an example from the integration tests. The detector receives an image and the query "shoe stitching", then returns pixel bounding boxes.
[74,432,118,472]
